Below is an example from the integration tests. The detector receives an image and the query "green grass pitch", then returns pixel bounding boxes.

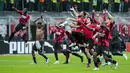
[0,53,130,73]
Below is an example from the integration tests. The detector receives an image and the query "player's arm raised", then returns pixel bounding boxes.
[103,10,106,21]
[12,6,23,15]
[66,18,78,22]
[70,7,79,17]
[33,14,43,24]
[92,10,100,24]
[92,32,99,40]
[106,10,114,23]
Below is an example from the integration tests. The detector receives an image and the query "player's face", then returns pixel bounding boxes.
[87,18,91,24]
[84,17,88,23]
[98,16,103,23]
[23,8,27,14]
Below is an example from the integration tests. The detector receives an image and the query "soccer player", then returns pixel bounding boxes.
[59,22,84,64]
[101,10,115,66]
[91,9,107,62]
[67,7,96,67]
[32,14,54,64]
[111,30,128,60]
[67,16,96,67]
[32,22,48,64]
[53,24,67,64]
[92,23,118,70]
[78,17,96,67]
[4,7,30,43]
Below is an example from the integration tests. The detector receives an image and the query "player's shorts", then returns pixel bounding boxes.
[32,41,44,51]
[85,39,94,49]
[72,31,85,44]
[15,23,25,31]
[95,45,109,56]
[54,42,62,51]
[66,31,76,43]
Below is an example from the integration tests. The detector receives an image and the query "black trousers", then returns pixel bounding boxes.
[44,1,51,11]
[123,2,128,12]
[103,3,108,10]
[72,32,85,44]
[29,2,34,11]
[114,3,119,12]
[97,2,101,11]
[93,6,97,11]
[77,3,82,11]
[83,2,89,12]
[38,2,44,11]
[52,3,57,11]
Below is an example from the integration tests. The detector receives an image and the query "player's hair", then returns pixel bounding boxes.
[23,8,28,15]
[37,22,44,29]
[37,22,42,25]
[82,11,86,17]
[87,17,94,24]
[107,17,111,20]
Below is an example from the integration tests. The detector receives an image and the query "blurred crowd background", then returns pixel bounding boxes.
[0,0,130,12]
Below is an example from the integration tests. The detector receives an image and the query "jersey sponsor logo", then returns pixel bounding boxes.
[9,41,35,54]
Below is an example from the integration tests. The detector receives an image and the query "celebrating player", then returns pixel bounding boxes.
[4,7,30,44]
[32,15,54,64]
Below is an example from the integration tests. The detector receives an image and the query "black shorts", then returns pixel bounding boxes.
[72,31,85,44]
[32,41,44,51]
[95,45,109,56]
[15,24,25,31]
[54,42,62,51]
[85,39,94,49]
